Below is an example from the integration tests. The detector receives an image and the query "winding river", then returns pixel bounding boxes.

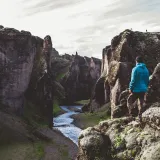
[53,106,82,145]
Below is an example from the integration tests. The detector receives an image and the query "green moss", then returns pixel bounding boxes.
[73,104,111,129]
[75,99,90,105]
[53,98,64,117]
[114,135,124,148]
[130,148,137,157]
[34,142,45,159]
[134,127,142,133]
[124,126,132,134]
[56,73,66,81]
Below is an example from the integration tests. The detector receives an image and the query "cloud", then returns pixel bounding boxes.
[21,0,84,16]
[0,0,160,58]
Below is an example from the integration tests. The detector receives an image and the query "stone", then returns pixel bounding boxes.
[0,25,4,29]
[77,127,111,160]
[77,107,160,159]
[139,142,160,160]
[125,132,138,149]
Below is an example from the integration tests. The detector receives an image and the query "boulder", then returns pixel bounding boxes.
[138,142,160,160]
[77,127,111,160]
[77,107,160,160]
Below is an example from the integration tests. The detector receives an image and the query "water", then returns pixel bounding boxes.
[53,106,82,145]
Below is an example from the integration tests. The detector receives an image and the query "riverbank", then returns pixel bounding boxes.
[53,99,66,117]
[53,106,82,145]
[72,103,111,129]
[0,110,78,160]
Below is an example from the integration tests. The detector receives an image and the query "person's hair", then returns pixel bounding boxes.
[136,56,143,63]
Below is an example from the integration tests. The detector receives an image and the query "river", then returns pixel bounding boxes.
[53,106,82,145]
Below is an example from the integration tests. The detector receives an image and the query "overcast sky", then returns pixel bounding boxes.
[0,0,160,58]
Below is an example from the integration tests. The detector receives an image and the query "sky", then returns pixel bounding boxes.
[0,0,160,58]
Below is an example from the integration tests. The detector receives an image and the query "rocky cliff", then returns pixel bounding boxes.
[0,26,55,127]
[77,30,160,160]
[61,53,101,104]
[89,30,160,116]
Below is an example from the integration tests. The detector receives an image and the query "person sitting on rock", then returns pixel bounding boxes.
[127,56,149,122]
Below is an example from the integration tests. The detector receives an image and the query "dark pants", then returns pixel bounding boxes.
[127,92,145,118]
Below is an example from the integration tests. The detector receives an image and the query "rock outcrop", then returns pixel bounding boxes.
[147,63,160,103]
[61,53,101,104]
[25,35,54,127]
[77,30,160,160]
[77,106,160,160]
[90,30,160,116]
[0,26,55,127]
[0,27,42,113]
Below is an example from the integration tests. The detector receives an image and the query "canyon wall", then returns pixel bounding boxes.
[61,53,101,104]
[0,26,54,127]
[90,30,160,117]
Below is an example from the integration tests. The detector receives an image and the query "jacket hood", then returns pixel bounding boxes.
[136,63,146,68]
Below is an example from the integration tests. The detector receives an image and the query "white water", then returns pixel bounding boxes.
[53,106,82,145]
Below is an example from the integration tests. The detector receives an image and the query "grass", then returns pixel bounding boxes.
[0,142,46,160]
[53,98,64,117]
[73,103,111,129]
[0,141,48,160]
[0,143,35,160]
[56,73,66,81]
[59,145,70,160]
[75,99,90,105]
[34,142,45,159]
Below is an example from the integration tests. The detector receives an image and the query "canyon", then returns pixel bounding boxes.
[1,25,160,160]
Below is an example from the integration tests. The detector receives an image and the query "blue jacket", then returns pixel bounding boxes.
[129,63,149,93]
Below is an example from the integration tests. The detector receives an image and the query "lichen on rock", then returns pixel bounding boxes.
[77,106,160,160]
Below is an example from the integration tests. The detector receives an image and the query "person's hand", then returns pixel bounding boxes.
[144,93,147,102]
[129,90,133,94]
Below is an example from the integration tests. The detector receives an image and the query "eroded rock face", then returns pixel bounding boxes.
[0,27,42,113]
[91,30,160,117]
[25,35,55,127]
[61,54,101,104]
[147,63,160,103]
[77,107,160,160]
[0,27,54,127]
